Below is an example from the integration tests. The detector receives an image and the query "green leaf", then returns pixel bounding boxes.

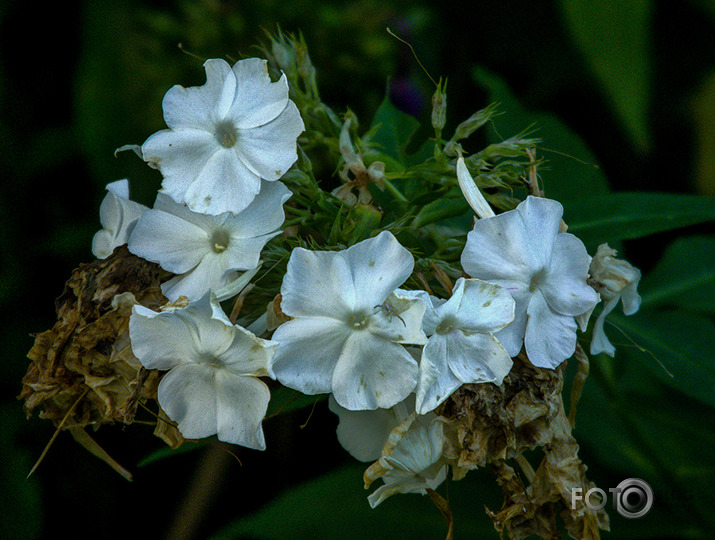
[575,373,715,537]
[558,0,652,151]
[608,309,715,409]
[639,236,715,313]
[370,96,421,165]
[562,192,715,250]
[412,195,470,229]
[472,67,611,201]
[212,462,500,539]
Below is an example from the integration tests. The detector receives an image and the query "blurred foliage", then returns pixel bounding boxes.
[2,0,714,538]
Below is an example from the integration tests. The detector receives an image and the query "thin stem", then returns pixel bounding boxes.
[382,177,408,203]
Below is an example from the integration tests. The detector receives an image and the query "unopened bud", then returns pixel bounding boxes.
[431,79,447,136]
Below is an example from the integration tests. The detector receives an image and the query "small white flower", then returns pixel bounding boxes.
[128,180,291,301]
[587,243,642,356]
[128,291,275,450]
[461,196,599,369]
[91,179,148,259]
[269,231,427,411]
[401,278,515,414]
[142,58,305,215]
[363,409,448,508]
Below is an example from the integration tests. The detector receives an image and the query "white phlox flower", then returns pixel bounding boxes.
[141,58,305,215]
[587,243,642,356]
[461,196,599,369]
[400,278,515,414]
[362,408,448,508]
[269,231,428,411]
[128,180,291,301]
[91,179,148,259]
[128,291,276,450]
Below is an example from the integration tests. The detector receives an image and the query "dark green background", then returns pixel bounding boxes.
[1,1,714,538]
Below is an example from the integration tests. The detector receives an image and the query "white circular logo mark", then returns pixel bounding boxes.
[614,478,653,519]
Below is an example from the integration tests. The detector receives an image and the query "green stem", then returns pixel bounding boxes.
[382,178,408,203]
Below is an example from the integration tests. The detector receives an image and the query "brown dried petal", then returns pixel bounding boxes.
[20,246,171,440]
[439,353,609,539]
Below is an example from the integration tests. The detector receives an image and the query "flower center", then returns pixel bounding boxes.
[529,268,547,292]
[197,352,223,368]
[211,229,230,253]
[215,121,238,149]
[435,316,457,335]
[346,311,370,331]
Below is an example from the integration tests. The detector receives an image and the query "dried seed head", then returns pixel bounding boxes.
[19,246,184,447]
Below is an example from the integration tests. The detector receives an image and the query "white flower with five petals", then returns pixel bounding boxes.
[91,179,148,259]
[142,58,304,215]
[128,180,291,301]
[128,291,276,450]
[269,231,427,411]
[401,278,515,414]
[461,196,599,369]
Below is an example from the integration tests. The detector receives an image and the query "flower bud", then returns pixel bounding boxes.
[431,78,447,136]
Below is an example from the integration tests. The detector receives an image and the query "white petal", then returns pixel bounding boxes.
[105,178,130,199]
[389,418,445,474]
[92,179,148,259]
[369,293,428,345]
[343,231,415,310]
[270,317,350,395]
[451,278,515,333]
[395,288,442,335]
[229,59,291,129]
[524,291,578,368]
[462,196,562,283]
[158,363,219,440]
[142,128,219,198]
[162,58,236,130]
[219,324,276,377]
[222,234,280,272]
[620,281,642,316]
[540,233,599,316]
[236,101,304,181]
[590,296,619,357]
[128,208,209,274]
[328,395,400,462]
[225,180,291,237]
[214,371,270,450]
[183,147,263,215]
[492,285,531,357]
[456,157,495,219]
[129,305,200,370]
[280,247,357,319]
[152,192,225,230]
[331,332,418,410]
[446,332,513,385]
[91,230,115,260]
[181,294,243,358]
[416,335,462,414]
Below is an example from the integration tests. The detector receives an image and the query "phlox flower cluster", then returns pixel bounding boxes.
[87,51,641,507]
